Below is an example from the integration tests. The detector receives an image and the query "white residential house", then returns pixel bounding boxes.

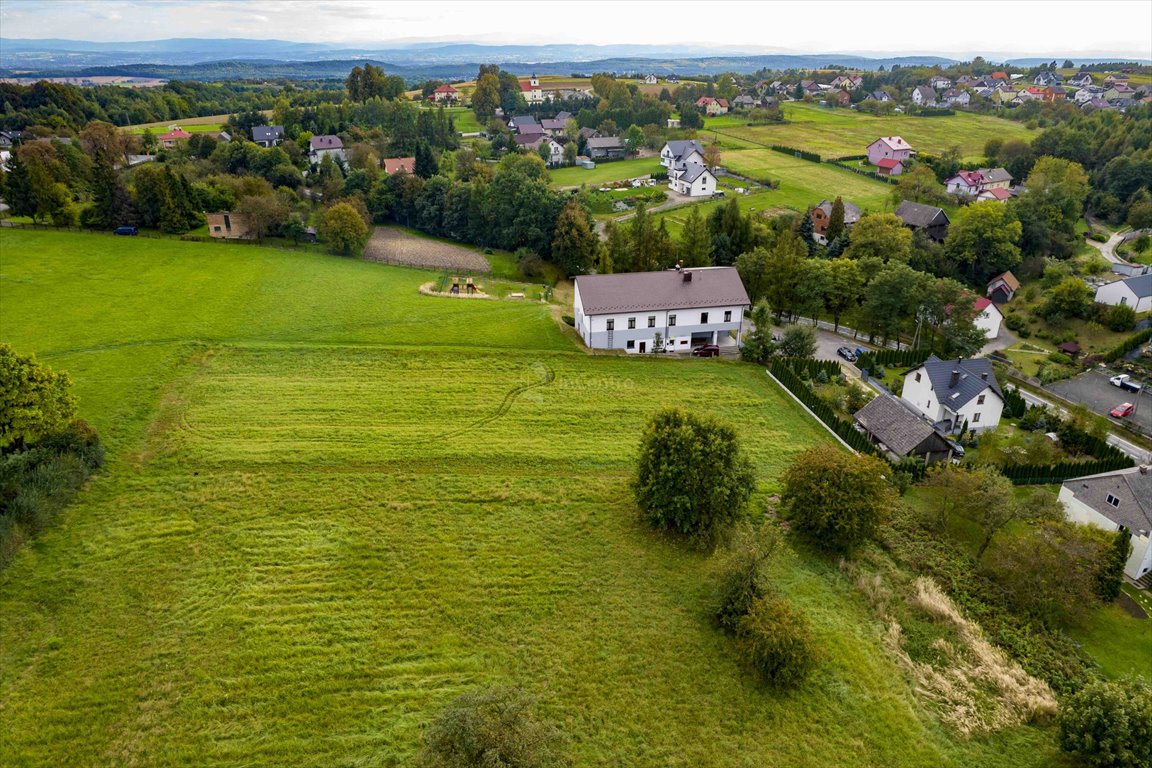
[519,75,544,105]
[929,76,953,90]
[1067,72,1093,87]
[944,167,1013,197]
[573,267,751,353]
[941,88,970,107]
[973,297,1003,339]
[1059,466,1152,581]
[911,85,938,106]
[544,138,564,167]
[1094,274,1152,313]
[660,139,706,170]
[644,74,658,85]
[900,355,1005,434]
[668,162,717,197]
[309,135,345,164]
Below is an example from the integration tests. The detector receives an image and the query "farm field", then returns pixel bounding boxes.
[364,225,492,272]
[721,148,895,211]
[549,156,664,187]
[123,112,251,133]
[706,102,1036,160]
[0,229,1067,767]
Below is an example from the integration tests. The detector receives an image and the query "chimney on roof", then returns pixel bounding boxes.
[981,372,988,381]
[1141,465,1150,475]
[950,370,959,388]
[683,270,692,282]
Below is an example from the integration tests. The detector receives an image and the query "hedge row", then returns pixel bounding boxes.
[834,164,898,185]
[999,456,1134,486]
[829,154,867,162]
[1104,328,1152,363]
[768,359,882,457]
[770,145,822,163]
[856,348,934,372]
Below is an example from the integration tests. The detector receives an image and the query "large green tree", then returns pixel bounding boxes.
[677,206,712,267]
[1059,677,1152,768]
[1012,156,1090,259]
[823,258,864,332]
[550,198,598,275]
[319,202,370,256]
[632,408,756,539]
[0,344,77,450]
[845,213,913,265]
[942,201,1022,283]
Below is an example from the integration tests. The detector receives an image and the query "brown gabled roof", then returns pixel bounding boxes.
[854,393,952,457]
[988,271,1020,292]
[575,267,750,314]
[382,157,415,174]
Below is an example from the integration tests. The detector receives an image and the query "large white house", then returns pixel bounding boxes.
[1059,466,1152,581]
[309,135,345,164]
[573,267,750,353]
[900,355,1004,434]
[660,139,716,197]
[1095,274,1152,313]
[973,297,1004,339]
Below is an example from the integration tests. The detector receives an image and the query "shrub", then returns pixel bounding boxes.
[736,595,817,688]
[781,446,893,556]
[1005,314,1026,332]
[1058,677,1152,768]
[561,315,575,327]
[711,525,777,634]
[1101,303,1137,332]
[419,686,567,768]
[632,408,756,539]
[1047,352,1073,366]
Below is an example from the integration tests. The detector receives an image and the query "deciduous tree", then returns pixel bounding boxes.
[319,202,370,256]
[781,446,893,555]
[0,344,77,450]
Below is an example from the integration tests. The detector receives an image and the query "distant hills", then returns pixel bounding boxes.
[1,38,1146,83]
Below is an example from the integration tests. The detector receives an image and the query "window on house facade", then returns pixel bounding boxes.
[628,317,636,329]
[1106,494,1121,507]
[724,311,732,322]
[701,312,709,323]
[669,314,676,326]
[648,316,656,328]
[627,340,635,350]
[973,413,981,423]
[606,319,614,331]
[915,372,922,382]
[978,395,986,405]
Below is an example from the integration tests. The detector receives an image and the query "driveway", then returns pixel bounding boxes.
[1046,370,1152,436]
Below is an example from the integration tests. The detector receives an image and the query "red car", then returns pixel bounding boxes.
[1110,403,1135,418]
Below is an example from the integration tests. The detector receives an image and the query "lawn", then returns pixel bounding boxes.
[720,148,895,211]
[549,157,664,188]
[0,229,1067,767]
[707,102,1036,161]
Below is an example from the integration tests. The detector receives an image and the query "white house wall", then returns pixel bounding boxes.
[1058,488,1152,579]
[1095,281,1152,313]
[579,304,746,352]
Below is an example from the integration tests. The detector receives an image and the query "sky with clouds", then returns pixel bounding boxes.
[1,0,1150,59]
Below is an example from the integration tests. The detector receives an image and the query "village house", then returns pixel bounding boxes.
[585,136,626,160]
[868,90,892,102]
[1034,71,1063,87]
[382,157,415,174]
[929,75,953,90]
[1059,465,1152,581]
[732,94,756,110]
[660,139,706,170]
[1094,274,1152,313]
[695,96,729,115]
[158,126,192,148]
[828,89,851,107]
[1044,85,1068,102]
[508,115,541,134]
[573,267,751,353]
[854,393,959,464]
[1074,85,1107,103]
[207,212,255,240]
[251,125,284,147]
[973,297,1004,339]
[977,187,1013,202]
[431,84,459,103]
[866,135,913,166]
[895,200,950,242]
[309,135,345,164]
[810,199,862,244]
[830,74,863,90]
[944,167,1013,197]
[1103,74,1129,87]
[986,271,1020,304]
[668,161,717,197]
[1067,72,1093,87]
[941,88,971,107]
[900,355,1005,434]
[644,74,658,85]
[875,158,906,176]
[911,85,938,107]
[0,130,22,148]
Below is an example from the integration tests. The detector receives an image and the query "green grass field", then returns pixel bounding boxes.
[706,103,1036,161]
[0,229,1070,766]
[549,157,664,188]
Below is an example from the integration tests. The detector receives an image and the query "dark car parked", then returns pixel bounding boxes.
[692,344,721,357]
[836,346,857,362]
[113,226,138,236]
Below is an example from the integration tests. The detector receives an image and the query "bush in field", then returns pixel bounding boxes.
[419,686,567,768]
[712,524,778,634]
[633,408,756,539]
[1058,676,1152,768]
[781,446,893,556]
[736,595,817,688]
[1101,302,1137,332]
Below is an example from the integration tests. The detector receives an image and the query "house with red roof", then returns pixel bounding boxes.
[519,74,544,105]
[944,167,1012,197]
[431,84,459,103]
[977,187,1012,203]
[158,127,192,148]
[695,96,729,115]
[875,157,906,176]
[973,296,1003,339]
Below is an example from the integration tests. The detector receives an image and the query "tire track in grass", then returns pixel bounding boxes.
[430,363,556,443]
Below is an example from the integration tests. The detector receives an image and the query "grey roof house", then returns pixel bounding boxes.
[585,136,626,159]
[900,355,1005,434]
[251,125,285,147]
[1059,465,1152,581]
[854,393,958,464]
[895,200,950,242]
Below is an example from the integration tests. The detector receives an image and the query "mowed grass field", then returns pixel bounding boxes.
[0,230,1065,766]
[706,102,1037,160]
[549,156,664,187]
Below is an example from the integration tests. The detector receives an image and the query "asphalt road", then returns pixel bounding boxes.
[1047,370,1152,436]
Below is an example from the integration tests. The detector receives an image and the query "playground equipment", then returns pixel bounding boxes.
[448,276,479,295]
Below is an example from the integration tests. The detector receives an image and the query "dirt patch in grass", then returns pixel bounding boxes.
[363,226,490,272]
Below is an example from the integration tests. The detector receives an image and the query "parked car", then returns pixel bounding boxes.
[692,344,720,358]
[113,226,138,236]
[836,346,857,362]
[1110,374,1143,393]
[1110,402,1135,418]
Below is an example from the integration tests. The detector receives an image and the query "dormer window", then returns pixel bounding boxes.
[1106,494,1121,508]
